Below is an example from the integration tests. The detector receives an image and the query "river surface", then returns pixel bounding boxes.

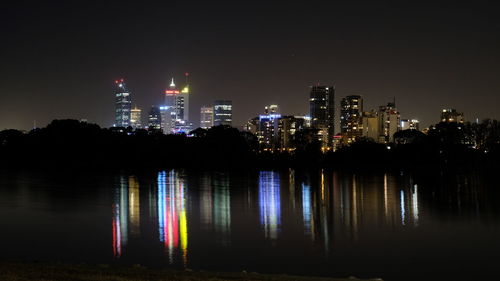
[0,169,499,280]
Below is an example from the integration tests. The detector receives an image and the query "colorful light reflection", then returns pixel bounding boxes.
[157,171,188,265]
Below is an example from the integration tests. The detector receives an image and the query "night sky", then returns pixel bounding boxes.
[1,1,500,131]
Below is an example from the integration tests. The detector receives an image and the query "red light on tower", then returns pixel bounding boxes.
[185,72,189,77]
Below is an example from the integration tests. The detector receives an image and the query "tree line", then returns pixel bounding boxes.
[0,119,499,170]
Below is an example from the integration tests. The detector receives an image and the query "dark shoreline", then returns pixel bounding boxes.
[0,262,382,281]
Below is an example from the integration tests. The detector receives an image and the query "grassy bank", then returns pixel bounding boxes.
[0,262,382,281]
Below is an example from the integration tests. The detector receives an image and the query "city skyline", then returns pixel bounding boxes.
[1,1,500,130]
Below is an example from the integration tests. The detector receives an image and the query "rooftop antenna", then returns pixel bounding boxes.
[185,72,189,85]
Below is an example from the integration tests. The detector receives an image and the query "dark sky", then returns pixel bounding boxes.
[1,0,500,131]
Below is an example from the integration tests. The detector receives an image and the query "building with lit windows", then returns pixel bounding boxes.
[309,85,335,146]
[278,116,306,149]
[148,106,162,131]
[162,75,192,134]
[114,79,132,127]
[213,100,232,126]
[340,95,363,142]
[258,112,281,149]
[401,119,420,131]
[441,109,464,123]
[244,117,259,135]
[200,106,214,129]
[130,106,142,129]
[378,101,400,143]
[362,110,380,141]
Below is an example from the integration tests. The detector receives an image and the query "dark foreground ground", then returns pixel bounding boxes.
[0,262,382,281]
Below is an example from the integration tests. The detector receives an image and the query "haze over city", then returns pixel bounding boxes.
[1,1,500,130]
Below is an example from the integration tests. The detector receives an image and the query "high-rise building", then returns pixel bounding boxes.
[378,101,400,143]
[173,74,190,123]
[258,111,281,149]
[362,110,380,141]
[401,119,420,131]
[148,106,162,131]
[213,100,232,126]
[245,117,259,134]
[130,106,142,129]
[441,109,464,123]
[340,95,364,142]
[309,85,335,146]
[278,116,306,149]
[114,79,132,127]
[200,106,214,129]
[162,75,192,134]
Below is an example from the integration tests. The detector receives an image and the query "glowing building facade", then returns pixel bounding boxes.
[200,106,214,129]
[130,106,142,129]
[278,116,306,149]
[114,79,132,127]
[309,85,335,146]
[213,100,232,126]
[162,75,192,134]
[401,119,420,131]
[148,106,162,130]
[441,109,464,123]
[340,95,363,142]
[378,102,400,143]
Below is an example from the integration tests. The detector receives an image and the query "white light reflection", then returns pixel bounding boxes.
[259,171,281,240]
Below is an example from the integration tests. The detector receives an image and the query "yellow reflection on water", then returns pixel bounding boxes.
[128,176,140,236]
[157,171,189,266]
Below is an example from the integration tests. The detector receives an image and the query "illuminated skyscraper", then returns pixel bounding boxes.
[200,106,214,129]
[441,109,464,123]
[114,79,132,127]
[130,106,142,129]
[278,116,306,149]
[309,85,335,146]
[213,100,232,126]
[340,95,363,142]
[163,75,192,134]
[258,110,281,149]
[378,101,400,143]
[362,110,380,141]
[148,106,162,130]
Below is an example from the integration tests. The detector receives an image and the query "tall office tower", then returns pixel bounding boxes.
[258,109,281,149]
[200,106,214,129]
[148,106,162,131]
[378,101,400,143]
[401,119,420,130]
[163,78,179,134]
[130,106,142,129]
[340,95,364,142]
[441,109,464,123]
[362,110,380,141]
[213,100,232,126]
[278,116,306,149]
[309,85,335,146]
[179,73,190,123]
[114,79,132,127]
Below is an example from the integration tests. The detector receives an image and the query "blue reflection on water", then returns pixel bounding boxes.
[259,171,281,239]
[302,183,312,235]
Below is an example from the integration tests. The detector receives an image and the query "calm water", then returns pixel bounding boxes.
[0,169,499,280]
